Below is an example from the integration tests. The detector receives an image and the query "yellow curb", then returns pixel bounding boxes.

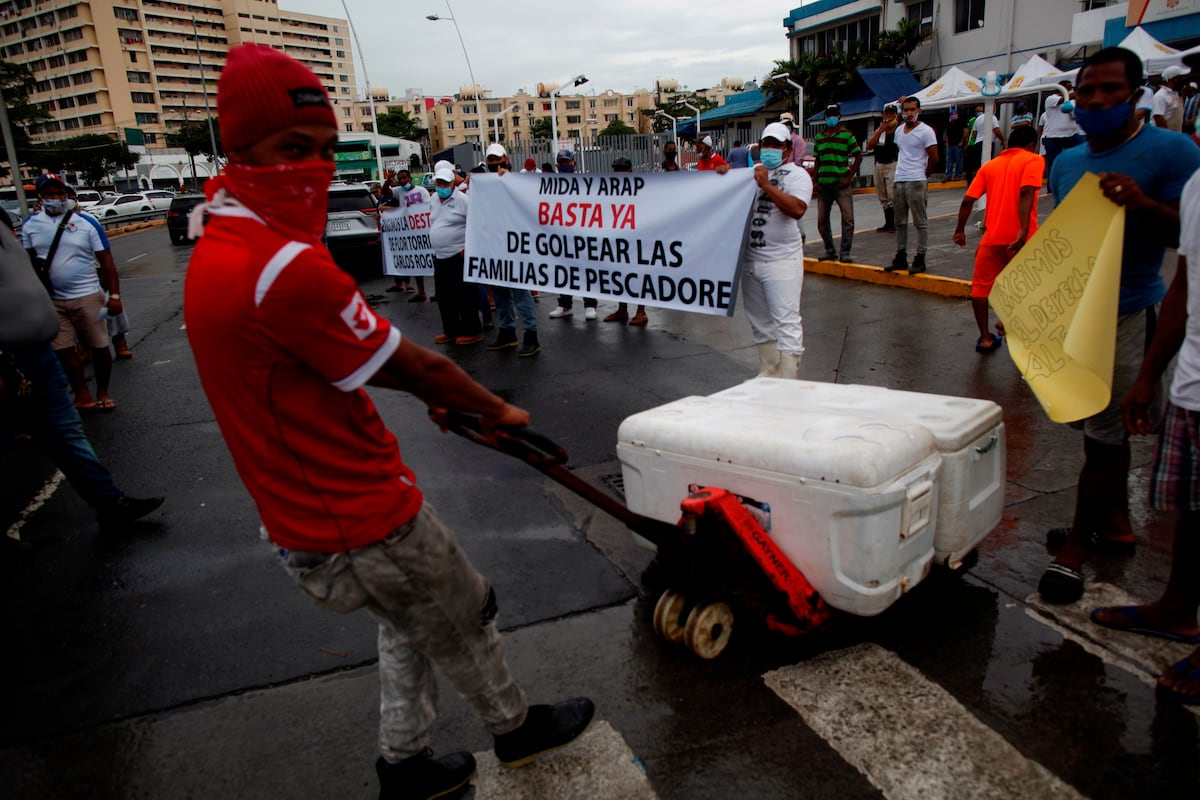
[851,180,967,196]
[106,219,165,237]
[804,257,971,298]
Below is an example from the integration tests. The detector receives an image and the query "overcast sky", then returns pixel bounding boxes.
[283,0,797,99]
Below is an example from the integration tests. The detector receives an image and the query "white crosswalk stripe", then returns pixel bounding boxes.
[472,720,659,799]
[764,643,1084,800]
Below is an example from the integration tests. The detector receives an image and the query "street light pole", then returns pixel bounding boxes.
[549,74,588,157]
[769,72,805,136]
[654,109,678,146]
[190,18,220,166]
[491,102,518,143]
[427,4,486,163]
[681,101,700,141]
[341,0,385,180]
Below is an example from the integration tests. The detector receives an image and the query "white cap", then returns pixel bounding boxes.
[700,135,713,147]
[779,111,795,123]
[434,163,455,182]
[761,122,792,143]
[485,142,507,158]
[1045,94,1061,109]
[1163,65,1189,81]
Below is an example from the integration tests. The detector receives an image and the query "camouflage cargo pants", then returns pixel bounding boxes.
[277,502,529,760]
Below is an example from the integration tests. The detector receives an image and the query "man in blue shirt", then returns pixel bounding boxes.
[1039,47,1200,604]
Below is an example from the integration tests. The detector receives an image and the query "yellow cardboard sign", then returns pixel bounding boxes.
[989,173,1124,423]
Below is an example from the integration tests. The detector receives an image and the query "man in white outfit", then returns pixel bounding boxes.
[739,122,813,379]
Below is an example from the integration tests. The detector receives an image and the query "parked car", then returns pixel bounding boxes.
[89,191,172,220]
[325,183,381,275]
[166,193,206,245]
[74,190,104,209]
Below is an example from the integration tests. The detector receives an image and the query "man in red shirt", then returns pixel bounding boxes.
[696,135,729,172]
[952,125,1044,353]
[184,44,592,800]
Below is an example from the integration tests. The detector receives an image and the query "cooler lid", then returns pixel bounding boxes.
[618,396,938,489]
[710,379,1003,452]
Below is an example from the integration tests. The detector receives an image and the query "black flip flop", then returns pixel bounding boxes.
[1038,562,1085,604]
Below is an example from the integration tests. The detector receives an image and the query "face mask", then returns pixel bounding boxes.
[903,112,918,123]
[400,182,412,191]
[1074,96,1134,139]
[486,162,504,173]
[217,160,334,244]
[436,186,454,199]
[664,151,677,161]
[759,149,784,168]
[825,117,839,127]
[558,164,575,173]
[42,198,72,215]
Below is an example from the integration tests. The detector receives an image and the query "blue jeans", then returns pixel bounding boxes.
[1042,135,1085,189]
[945,145,964,179]
[492,287,538,332]
[4,343,122,506]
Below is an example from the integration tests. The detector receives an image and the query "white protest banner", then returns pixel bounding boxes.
[380,204,436,277]
[463,171,758,316]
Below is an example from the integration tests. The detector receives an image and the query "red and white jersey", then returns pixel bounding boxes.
[184,204,421,552]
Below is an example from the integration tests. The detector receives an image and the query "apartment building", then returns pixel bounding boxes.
[1,0,358,151]
[422,86,657,152]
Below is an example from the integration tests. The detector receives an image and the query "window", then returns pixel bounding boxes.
[342,106,351,117]
[566,115,581,124]
[462,104,476,114]
[565,100,581,109]
[603,99,617,108]
[52,76,70,89]
[144,132,158,144]
[71,71,93,85]
[59,5,78,21]
[63,28,83,42]
[113,6,138,21]
[907,0,933,34]
[446,121,454,130]
[797,15,881,55]
[335,37,344,45]
[67,50,88,64]
[131,91,155,103]
[47,54,64,68]
[26,38,41,51]
[63,118,81,130]
[604,113,616,122]
[463,119,479,129]
[82,114,101,126]
[345,123,353,131]
[486,103,502,113]
[527,102,534,111]
[955,0,985,32]
[127,70,152,84]
[338,74,347,83]
[3,23,16,36]
[77,92,97,105]
[38,11,52,24]
[340,86,349,94]
[135,112,158,124]
[626,99,633,107]
[129,51,137,63]
[58,96,75,108]
[42,33,59,47]
[6,42,21,55]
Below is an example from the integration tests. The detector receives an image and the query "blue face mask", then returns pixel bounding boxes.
[558,164,575,173]
[436,186,454,199]
[825,117,839,127]
[401,182,412,191]
[1074,95,1134,139]
[759,148,785,168]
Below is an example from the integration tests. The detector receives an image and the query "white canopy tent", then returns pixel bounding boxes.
[1118,26,1183,75]
[905,66,988,110]
[1000,55,1078,97]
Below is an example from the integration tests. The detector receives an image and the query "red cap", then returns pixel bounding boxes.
[523,158,537,170]
[217,44,337,153]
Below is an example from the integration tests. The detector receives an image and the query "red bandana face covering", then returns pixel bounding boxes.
[213,160,335,244]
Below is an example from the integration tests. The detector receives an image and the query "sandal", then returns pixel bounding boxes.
[95,398,117,412]
[975,335,1003,353]
[115,347,133,360]
[1157,656,1200,705]
[603,311,628,323]
[1038,562,1085,604]
[628,312,649,327]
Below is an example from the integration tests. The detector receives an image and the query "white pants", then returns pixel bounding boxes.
[741,252,804,355]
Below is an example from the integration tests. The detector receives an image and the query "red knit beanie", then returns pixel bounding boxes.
[218,44,338,153]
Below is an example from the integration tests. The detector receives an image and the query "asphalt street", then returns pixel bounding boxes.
[1,208,1196,799]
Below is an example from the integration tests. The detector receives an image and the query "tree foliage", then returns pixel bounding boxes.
[641,92,718,134]
[0,59,51,166]
[165,120,222,159]
[377,108,427,140]
[598,119,636,137]
[529,116,553,139]
[33,133,139,186]
[760,19,930,119]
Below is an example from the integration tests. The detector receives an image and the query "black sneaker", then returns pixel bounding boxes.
[518,331,540,358]
[820,251,837,261]
[494,697,595,769]
[908,253,927,275]
[839,253,853,263]
[375,749,476,800]
[96,495,164,527]
[885,250,907,272]
[487,328,519,351]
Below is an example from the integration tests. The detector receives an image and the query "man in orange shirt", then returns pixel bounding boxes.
[952,125,1043,353]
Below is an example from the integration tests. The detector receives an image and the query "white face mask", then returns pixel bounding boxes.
[42,198,74,215]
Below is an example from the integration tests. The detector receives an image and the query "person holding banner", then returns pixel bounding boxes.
[183,45,595,798]
[741,122,812,380]
[602,157,650,326]
[385,169,430,302]
[1038,46,1200,604]
[430,161,485,345]
[483,144,541,357]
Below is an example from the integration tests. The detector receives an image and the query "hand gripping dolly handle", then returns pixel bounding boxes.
[443,412,681,548]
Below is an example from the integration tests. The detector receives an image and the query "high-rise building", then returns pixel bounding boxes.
[1,0,359,151]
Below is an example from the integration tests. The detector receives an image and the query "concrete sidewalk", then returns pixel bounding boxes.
[802,185,1058,299]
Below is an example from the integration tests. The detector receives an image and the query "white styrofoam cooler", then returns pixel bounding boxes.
[616,379,1005,617]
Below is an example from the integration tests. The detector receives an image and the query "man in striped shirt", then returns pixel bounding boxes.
[812,104,862,262]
